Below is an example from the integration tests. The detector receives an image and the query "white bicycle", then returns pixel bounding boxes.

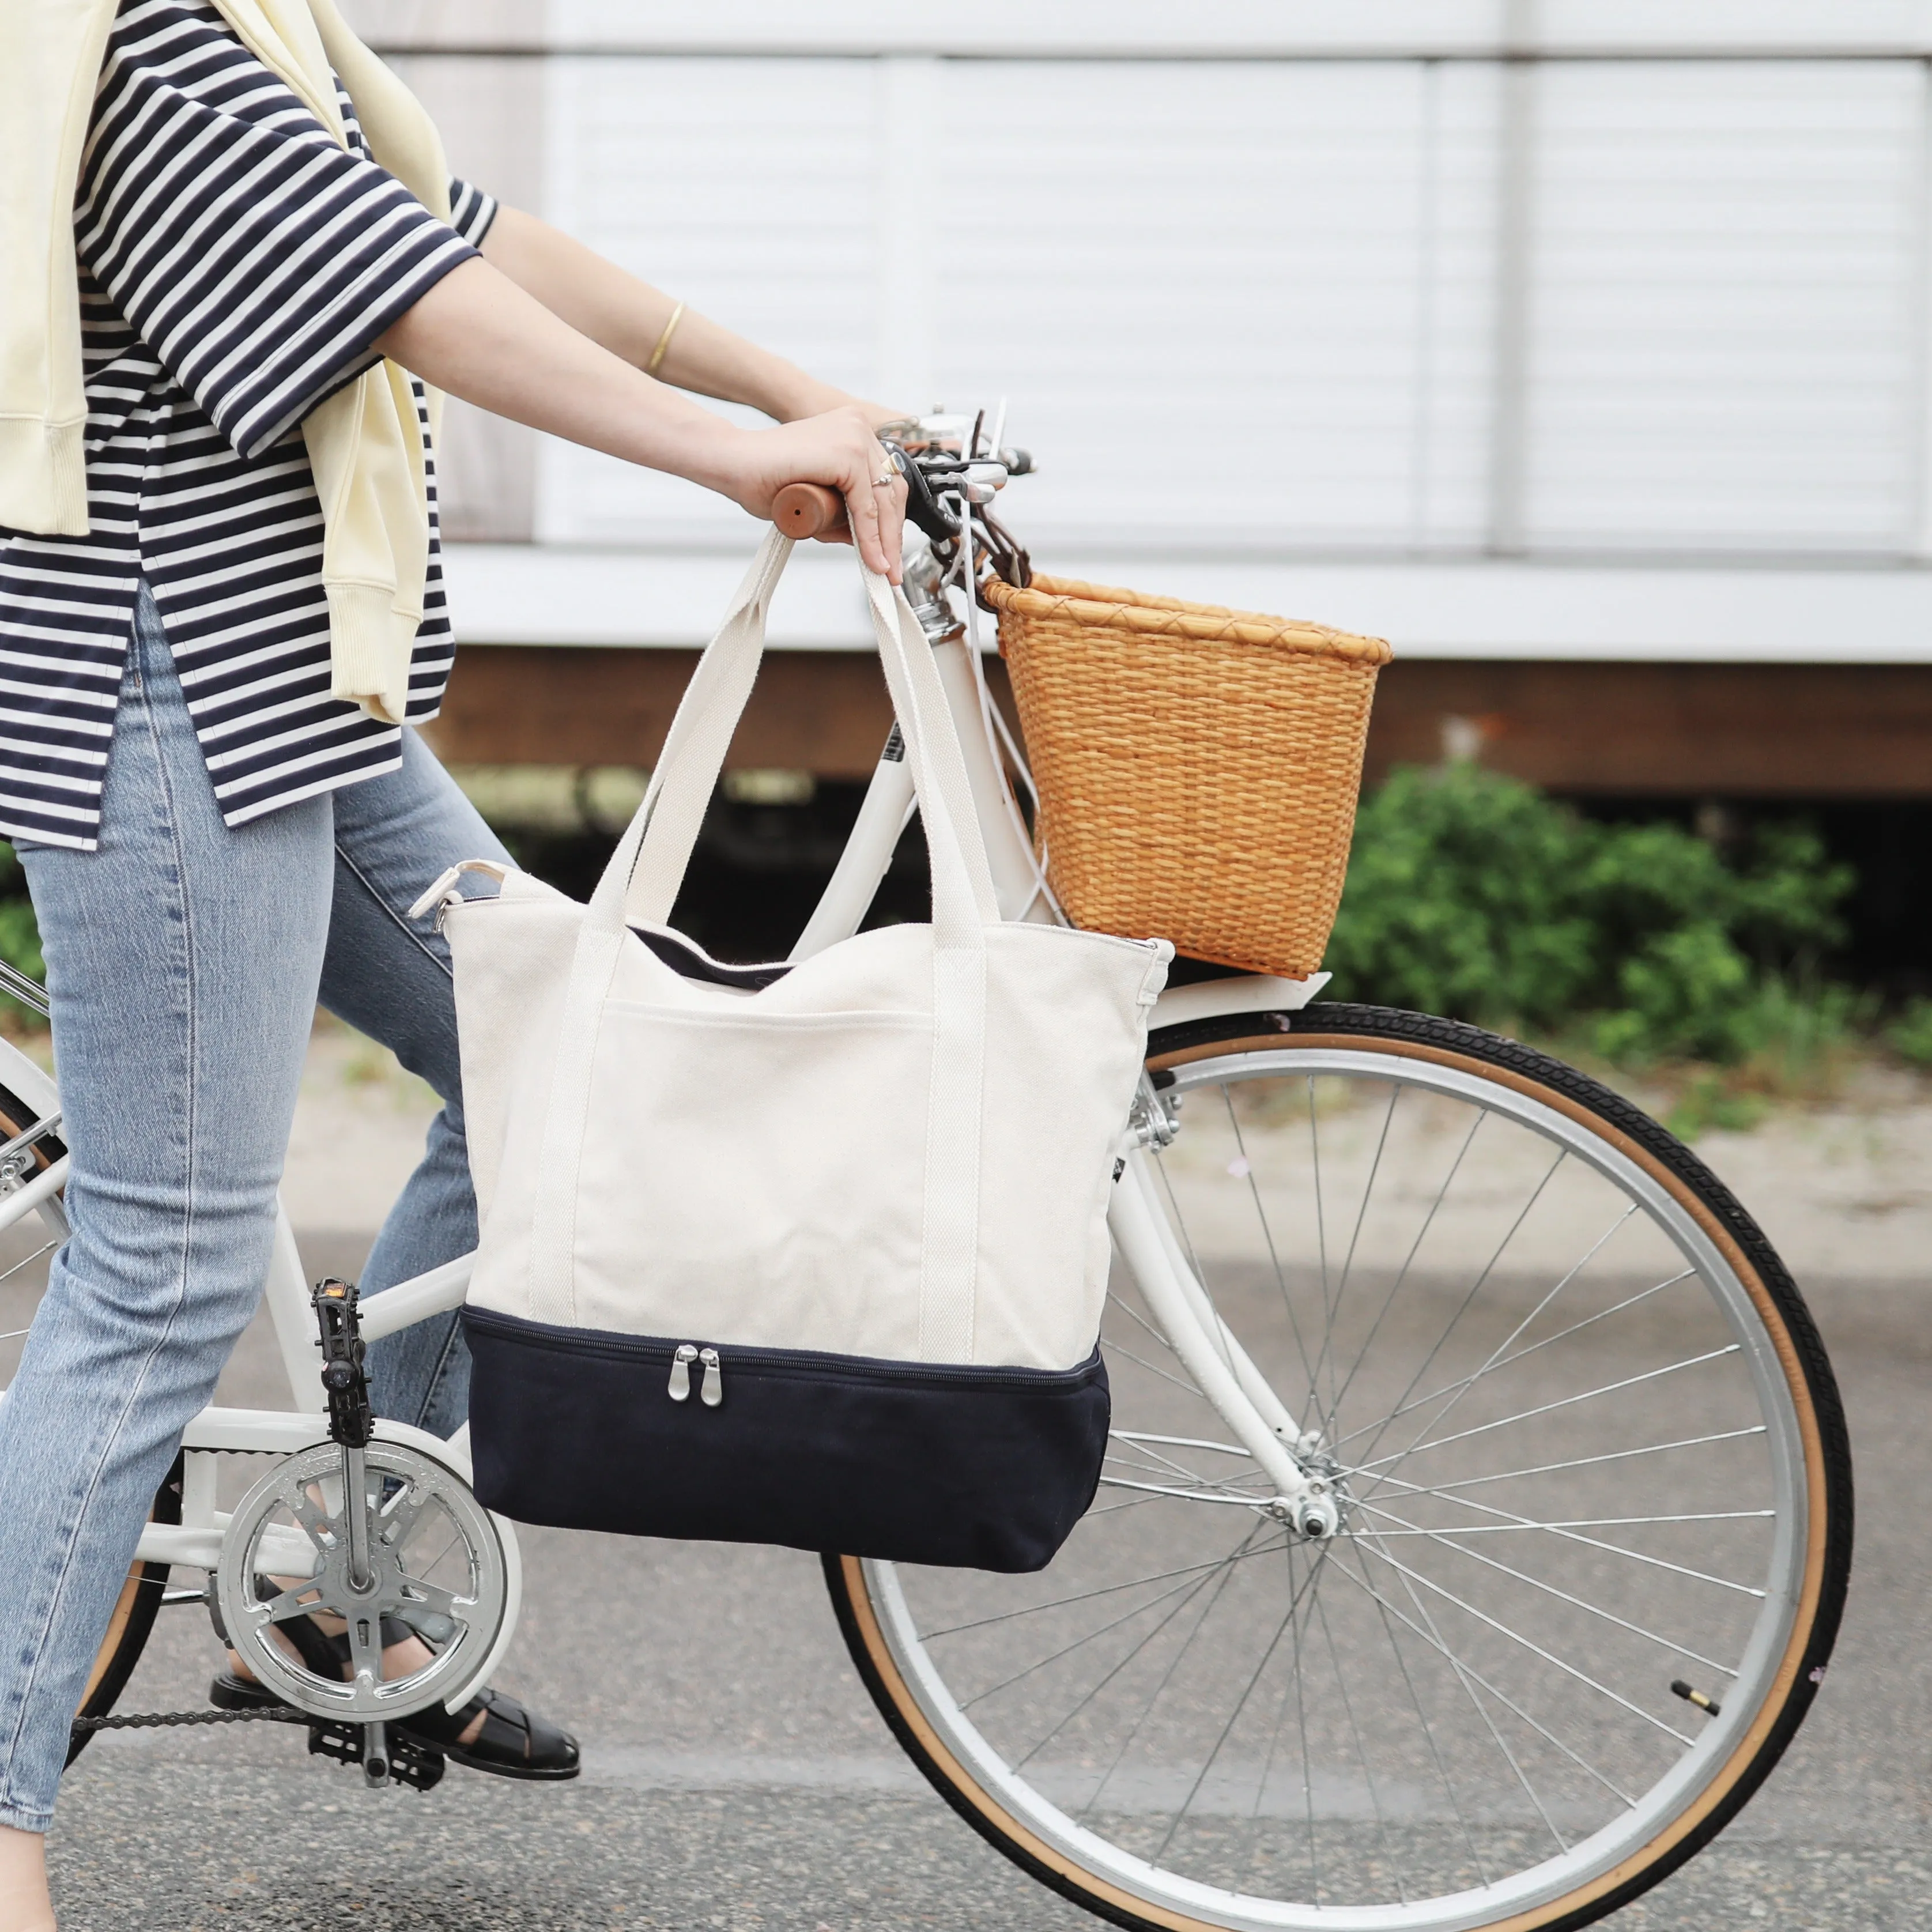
[0,415,1850,1931]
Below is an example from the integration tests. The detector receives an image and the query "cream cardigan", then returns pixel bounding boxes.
[0,0,457,723]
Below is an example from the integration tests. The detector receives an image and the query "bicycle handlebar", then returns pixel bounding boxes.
[768,422,1032,586]
[772,482,847,540]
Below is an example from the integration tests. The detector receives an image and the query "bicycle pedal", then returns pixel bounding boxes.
[306,1719,446,1792]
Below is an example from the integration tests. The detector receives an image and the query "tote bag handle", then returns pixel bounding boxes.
[524,534,995,1357]
[588,531,999,949]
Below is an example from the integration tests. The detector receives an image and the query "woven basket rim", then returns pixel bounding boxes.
[985,572,1393,666]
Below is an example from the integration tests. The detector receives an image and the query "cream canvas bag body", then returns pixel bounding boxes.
[421,534,1171,1571]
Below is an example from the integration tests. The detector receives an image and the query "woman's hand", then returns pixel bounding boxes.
[712,406,910,582]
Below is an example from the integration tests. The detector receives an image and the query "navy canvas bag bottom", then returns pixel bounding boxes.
[462,1305,1111,1573]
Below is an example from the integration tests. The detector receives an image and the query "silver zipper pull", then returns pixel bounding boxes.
[698,1346,723,1408]
[668,1344,697,1402]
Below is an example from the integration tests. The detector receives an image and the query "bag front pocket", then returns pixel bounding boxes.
[463,1307,1111,1573]
[569,1002,936,1359]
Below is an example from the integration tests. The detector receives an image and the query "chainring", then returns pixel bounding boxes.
[216,1439,508,1723]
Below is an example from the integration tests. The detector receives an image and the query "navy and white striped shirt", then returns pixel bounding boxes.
[0,0,493,849]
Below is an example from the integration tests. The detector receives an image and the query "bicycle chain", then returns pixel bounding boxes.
[71,1705,307,1733]
[74,1702,446,1790]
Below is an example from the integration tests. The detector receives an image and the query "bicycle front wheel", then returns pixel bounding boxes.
[827,1005,1851,1932]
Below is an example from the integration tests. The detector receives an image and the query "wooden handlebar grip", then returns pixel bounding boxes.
[772,482,847,539]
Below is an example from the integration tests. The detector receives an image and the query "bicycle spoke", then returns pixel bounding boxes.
[1082,1490,1183,1520]
[1364,1510,1772,1535]
[1152,1538,1337,1865]
[0,1239,56,1293]
[963,1567,1232,1715]
[1017,1556,1235,1780]
[1310,1082,1401,1433]
[923,1537,1291,1641]
[1303,1078,1334,1422]
[1097,1479,1273,1508]
[1355,1525,1575,1853]
[1330,1539,1639,1810]
[1105,1435,1246,1487]
[1101,1338,1203,1399]
[1346,1143,1569,1476]
[1384,1425,1769,1500]
[1359,1466,1767,1606]
[1326,1224,1669,1456]
[1104,1436,1270,1495]
[1111,1429,1252,1459]
[1107,1289,1185,1359]
[1354,1345,1744,1473]
[1334,1083,1400,1325]
[1350,1493,1753,1670]
[1076,1535,1266,1822]
[1214,1084,1319,1402]
[1376,1205,1644,1456]
[1291,1548,1319,1893]
[1353,1537,1697,1745]
[1315,1583,1405,1905]
[1319,1105,1489,1431]
[1401,1265,1695,1428]
[1363,1567,1490,1883]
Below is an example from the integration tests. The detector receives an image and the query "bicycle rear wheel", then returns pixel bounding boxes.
[0,1040,173,1762]
[827,1004,1851,1932]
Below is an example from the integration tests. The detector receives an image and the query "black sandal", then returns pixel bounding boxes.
[209,1603,580,1783]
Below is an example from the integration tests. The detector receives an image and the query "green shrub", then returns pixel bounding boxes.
[1324,765,1855,1065]
[0,846,41,1026]
[1888,997,1932,1067]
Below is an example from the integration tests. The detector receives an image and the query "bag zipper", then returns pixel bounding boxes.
[468,1307,1103,1395]
[667,1343,697,1402]
[667,1342,725,1406]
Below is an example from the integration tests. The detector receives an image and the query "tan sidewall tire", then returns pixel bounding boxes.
[826,1014,1851,1932]
[0,1077,171,1764]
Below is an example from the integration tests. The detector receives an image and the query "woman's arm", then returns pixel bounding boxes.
[479,205,889,428]
[375,255,905,579]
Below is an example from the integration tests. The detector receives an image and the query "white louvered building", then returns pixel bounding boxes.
[345,0,1932,795]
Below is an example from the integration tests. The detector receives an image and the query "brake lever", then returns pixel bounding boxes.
[898,450,959,546]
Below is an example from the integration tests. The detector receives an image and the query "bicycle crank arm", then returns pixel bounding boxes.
[1108,1157,1338,1534]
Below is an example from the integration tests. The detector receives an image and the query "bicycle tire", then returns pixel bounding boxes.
[0,1066,172,1767]
[66,1460,180,1767]
[825,1003,1852,1932]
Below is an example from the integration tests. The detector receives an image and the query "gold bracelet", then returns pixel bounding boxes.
[644,300,686,377]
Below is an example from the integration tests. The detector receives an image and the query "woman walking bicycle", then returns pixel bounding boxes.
[0,1,907,1922]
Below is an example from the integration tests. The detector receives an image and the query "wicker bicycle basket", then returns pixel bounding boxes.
[984,573,1391,978]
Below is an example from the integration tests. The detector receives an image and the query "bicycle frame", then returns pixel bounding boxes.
[0,523,1333,1710]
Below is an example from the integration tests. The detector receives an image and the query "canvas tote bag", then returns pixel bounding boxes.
[418,533,1172,1571]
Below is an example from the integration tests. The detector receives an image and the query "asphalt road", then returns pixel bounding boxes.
[40,1243,1932,1932]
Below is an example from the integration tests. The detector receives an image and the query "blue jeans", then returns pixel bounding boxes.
[0,587,509,1829]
